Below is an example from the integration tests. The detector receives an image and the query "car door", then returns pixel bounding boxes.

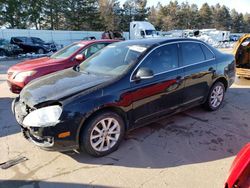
[180,42,216,106]
[130,43,185,126]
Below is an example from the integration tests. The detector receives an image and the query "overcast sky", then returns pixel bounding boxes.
[120,0,250,14]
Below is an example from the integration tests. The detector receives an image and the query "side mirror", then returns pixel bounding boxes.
[134,67,154,80]
[140,30,145,37]
[75,54,86,62]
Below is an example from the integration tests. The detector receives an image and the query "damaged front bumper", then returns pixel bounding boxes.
[13,98,79,152]
[22,128,54,148]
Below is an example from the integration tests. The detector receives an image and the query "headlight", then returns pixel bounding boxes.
[23,105,62,127]
[14,71,37,82]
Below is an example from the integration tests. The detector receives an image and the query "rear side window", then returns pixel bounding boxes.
[25,38,33,43]
[139,44,179,74]
[180,42,205,66]
[13,37,25,42]
[200,44,214,60]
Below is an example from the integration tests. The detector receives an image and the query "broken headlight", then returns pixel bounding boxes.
[23,105,62,127]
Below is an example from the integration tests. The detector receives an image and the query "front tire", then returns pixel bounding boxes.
[204,82,225,111]
[80,111,125,157]
[37,48,45,54]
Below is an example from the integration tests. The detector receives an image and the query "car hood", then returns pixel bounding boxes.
[20,68,112,107]
[9,57,66,72]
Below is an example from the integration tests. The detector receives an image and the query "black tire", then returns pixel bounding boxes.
[0,50,7,56]
[37,48,45,54]
[203,82,225,111]
[80,111,125,157]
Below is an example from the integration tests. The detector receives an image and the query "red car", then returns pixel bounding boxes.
[225,143,250,188]
[7,40,117,94]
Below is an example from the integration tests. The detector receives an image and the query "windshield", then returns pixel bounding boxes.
[79,43,148,76]
[51,43,85,59]
[145,30,157,36]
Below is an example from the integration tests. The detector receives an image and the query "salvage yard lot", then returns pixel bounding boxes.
[0,58,250,188]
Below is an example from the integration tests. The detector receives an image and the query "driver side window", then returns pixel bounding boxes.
[139,44,179,75]
[81,43,108,58]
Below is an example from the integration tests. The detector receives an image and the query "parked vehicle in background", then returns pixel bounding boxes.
[10,37,57,54]
[83,36,96,40]
[233,34,250,79]
[129,21,159,40]
[101,31,125,40]
[7,39,118,93]
[13,38,235,157]
[200,29,230,42]
[225,143,250,188]
[229,34,241,42]
[0,39,23,56]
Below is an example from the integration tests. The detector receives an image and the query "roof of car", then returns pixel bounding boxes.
[112,37,207,47]
[77,39,120,45]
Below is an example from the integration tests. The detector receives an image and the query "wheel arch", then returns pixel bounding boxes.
[213,76,229,91]
[76,105,128,146]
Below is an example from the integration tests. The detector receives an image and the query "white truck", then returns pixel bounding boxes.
[129,21,159,40]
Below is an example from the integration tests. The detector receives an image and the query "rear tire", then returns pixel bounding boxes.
[203,82,225,111]
[80,111,125,157]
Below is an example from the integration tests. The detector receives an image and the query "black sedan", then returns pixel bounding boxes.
[13,38,235,157]
[10,37,57,54]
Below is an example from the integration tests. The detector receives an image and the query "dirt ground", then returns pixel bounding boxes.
[0,59,250,188]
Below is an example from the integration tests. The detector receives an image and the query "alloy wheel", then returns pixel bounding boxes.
[90,117,121,152]
[210,85,224,108]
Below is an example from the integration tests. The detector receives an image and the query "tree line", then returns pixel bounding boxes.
[0,0,249,33]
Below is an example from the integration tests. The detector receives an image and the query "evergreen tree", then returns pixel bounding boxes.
[244,14,250,33]
[27,0,45,29]
[231,9,244,33]
[0,0,29,28]
[199,3,212,29]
